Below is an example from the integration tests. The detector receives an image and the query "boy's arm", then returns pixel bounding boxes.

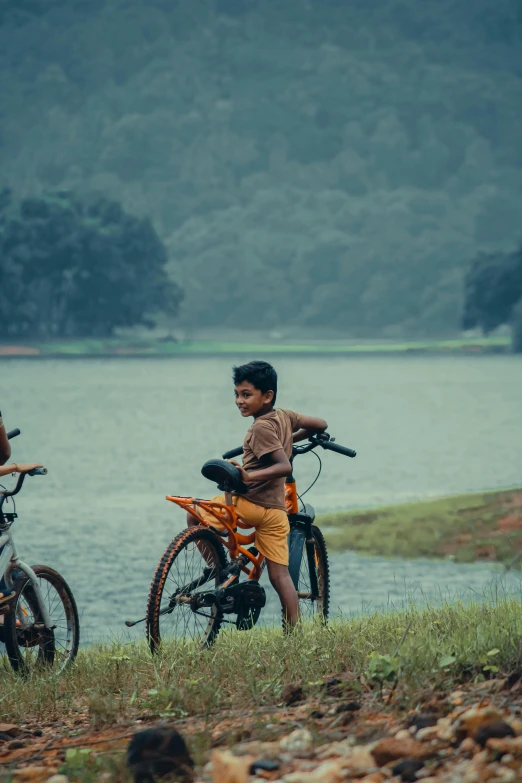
[0,462,43,477]
[230,449,291,484]
[0,412,11,465]
[292,414,328,444]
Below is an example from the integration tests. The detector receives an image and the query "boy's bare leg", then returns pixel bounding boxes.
[186,512,215,565]
[266,559,300,629]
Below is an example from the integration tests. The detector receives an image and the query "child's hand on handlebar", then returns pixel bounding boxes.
[0,462,43,477]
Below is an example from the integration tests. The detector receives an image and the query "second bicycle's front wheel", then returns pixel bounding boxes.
[146,527,228,653]
[4,565,80,675]
[294,525,330,624]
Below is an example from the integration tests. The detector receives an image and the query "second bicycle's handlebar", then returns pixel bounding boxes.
[0,468,47,504]
[7,428,20,440]
[223,434,356,461]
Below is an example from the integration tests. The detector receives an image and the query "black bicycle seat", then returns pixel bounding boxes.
[201,459,248,494]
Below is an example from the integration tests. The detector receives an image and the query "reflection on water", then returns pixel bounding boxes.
[2,355,521,641]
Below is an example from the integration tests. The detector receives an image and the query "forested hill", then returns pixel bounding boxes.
[1,0,521,335]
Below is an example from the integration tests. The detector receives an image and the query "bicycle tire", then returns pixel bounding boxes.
[4,565,80,675]
[293,525,330,625]
[147,527,228,653]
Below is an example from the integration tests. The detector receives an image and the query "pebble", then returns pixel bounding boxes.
[416,726,439,742]
[474,721,515,747]
[279,729,313,754]
[459,737,478,754]
[8,740,27,750]
[340,746,378,776]
[211,749,252,783]
[409,714,439,732]
[0,723,21,737]
[283,760,344,782]
[457,707,505,737]
[372,737,432,767]
[249,759,281,774]
[316,737,357,759]
[392,758,425,782]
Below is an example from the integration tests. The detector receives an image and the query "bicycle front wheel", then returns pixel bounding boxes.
[294,525,330,624]
[4,565,80,675]
[146,527,228,653]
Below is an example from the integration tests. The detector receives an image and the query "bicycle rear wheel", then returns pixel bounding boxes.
[4,565,80,675]
[294,525,330,624]
[147,527,228,653]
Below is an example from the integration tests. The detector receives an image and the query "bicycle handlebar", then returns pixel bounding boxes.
[319,439,357,458]
[222,434,356,461]
[7,428,20,440]
[222,446,244,460]
[0,467,48,503]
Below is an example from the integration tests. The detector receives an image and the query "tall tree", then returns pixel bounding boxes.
[0,191,183,338]
[462,245,522,339]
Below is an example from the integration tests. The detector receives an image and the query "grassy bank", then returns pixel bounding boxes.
[0,335,512,358]
[2,598,522,728]
[322,487,522,567]
[2,598,522,779]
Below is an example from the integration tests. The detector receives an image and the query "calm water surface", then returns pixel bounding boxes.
[1,355,521,642]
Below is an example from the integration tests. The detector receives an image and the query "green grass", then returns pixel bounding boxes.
[321,487,522,566]
[0,335,512,357]
[1,597,522,729]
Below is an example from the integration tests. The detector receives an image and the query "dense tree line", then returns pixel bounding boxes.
[0,191,181,338]
[1,0,521,335]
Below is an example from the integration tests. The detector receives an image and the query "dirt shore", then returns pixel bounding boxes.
[2,669,522,782]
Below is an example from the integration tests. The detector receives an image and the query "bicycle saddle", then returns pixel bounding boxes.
[201,459,248,494]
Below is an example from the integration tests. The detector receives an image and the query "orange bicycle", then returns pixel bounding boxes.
[140,434,356,650]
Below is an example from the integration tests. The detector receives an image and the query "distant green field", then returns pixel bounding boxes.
[0,335,512,357]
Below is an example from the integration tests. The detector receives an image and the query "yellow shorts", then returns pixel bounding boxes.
[196,495,290,566]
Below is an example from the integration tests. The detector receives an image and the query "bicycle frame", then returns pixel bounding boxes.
[0,480,53,630]
[166,492,264,580]
[166,475,301,582]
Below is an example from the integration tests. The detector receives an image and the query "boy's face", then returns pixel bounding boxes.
[235,381,274,417]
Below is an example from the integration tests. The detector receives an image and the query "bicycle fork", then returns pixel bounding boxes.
[288,518,319,600]
[0,530,53,630]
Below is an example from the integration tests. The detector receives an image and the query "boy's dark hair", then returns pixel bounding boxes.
[233,361,278,404]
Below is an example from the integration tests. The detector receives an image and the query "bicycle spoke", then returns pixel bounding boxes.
[151,529,224,647]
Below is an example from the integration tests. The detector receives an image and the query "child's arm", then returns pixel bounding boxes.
[0,462,43,478]
[292,414,328,444]
[229,449,291,485]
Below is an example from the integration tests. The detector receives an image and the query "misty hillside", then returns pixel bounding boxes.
[1,0,521,335]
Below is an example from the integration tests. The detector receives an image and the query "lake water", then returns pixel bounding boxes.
[1,355,521,642]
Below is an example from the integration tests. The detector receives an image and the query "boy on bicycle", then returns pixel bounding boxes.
[188,361,327,628]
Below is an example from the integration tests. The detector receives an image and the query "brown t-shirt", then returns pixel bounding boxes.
[240,408,304,511]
